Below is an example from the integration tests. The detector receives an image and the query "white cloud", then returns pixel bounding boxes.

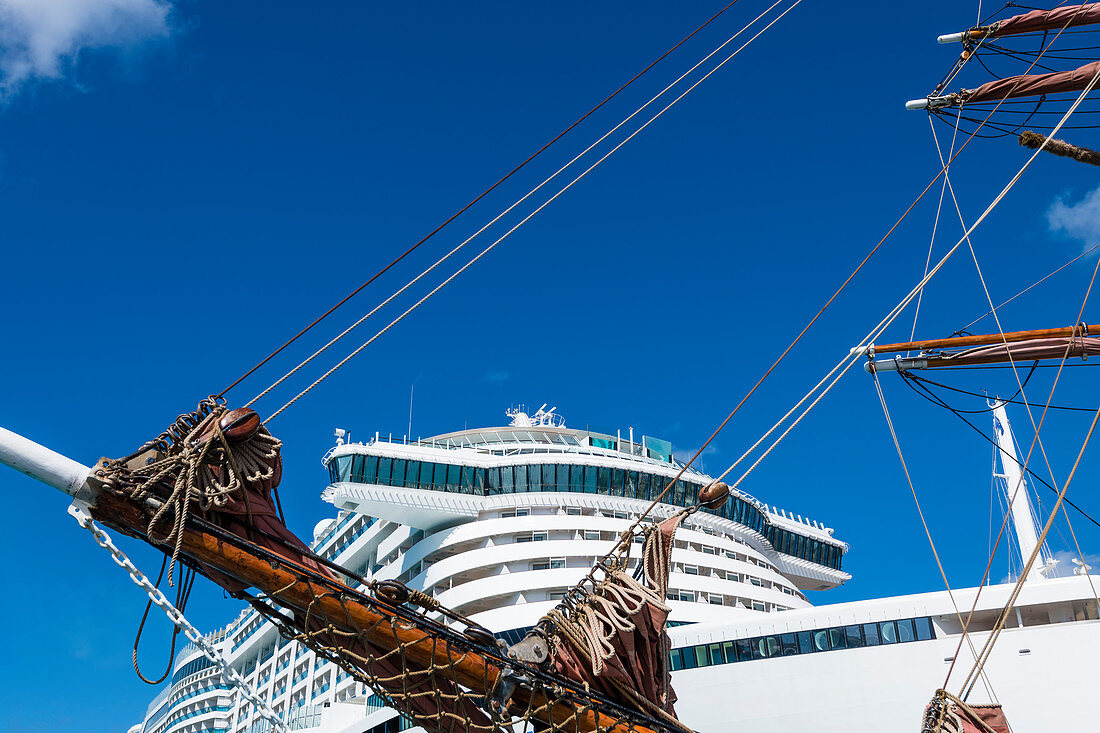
[1047,185,1100,247]
[0,0,172,100]
[483,370,509,383]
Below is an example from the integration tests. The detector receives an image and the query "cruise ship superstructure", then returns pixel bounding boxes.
[130,406,1100,733]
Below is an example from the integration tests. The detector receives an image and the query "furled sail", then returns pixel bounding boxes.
[864,324,1100,371]
[939,4,1100,43]
[960,59,1100,104]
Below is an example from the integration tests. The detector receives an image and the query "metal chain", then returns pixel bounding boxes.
[67,501,288,733]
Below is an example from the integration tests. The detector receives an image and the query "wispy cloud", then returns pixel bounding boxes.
[1047,185,1100,248]
[0,0,173,101]
[483,370,509,383]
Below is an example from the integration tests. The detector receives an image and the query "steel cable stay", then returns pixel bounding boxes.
[258,0,805,424]
[242,0,793,414]
[214,0,744,400]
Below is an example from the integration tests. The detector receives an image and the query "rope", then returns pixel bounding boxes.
[261,0,804,424]
[215,0,743,400]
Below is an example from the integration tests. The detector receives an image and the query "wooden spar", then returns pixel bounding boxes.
[90,491,657,733]
[872,324,1100,355]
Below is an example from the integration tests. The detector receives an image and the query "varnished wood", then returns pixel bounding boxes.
[873,324,1100,355]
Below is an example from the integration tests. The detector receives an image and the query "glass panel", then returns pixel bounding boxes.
[391,459,406,487]
[584,466,598,494]
[722,640,737,664]
[515,465,529,492]
[487,468,499,495]
[896,618,915,643]
[844,625,863,649]
[626,471,639,499]
[335,455,353,482]
[812,630,829,652]
[432,463,447,490]
[350,455,365,483]
[447,464,461,492]
[669,649,684,671]
[915,617,934,641]
[638,472,650,501]
[363,455,378,484]
[543,464,556,492]
[376,457,392,486]
[862,623,880,646]
[501,466,514,493]
[827,628,847,650]
[461,466,475,493]
[610,469,624,497]
[735,639,753,662]
[879,621,898,645]
[780,633,798,656]
[597,467,611,493]
[527,464,542,492]
[680,647,696,670]
[760,636,780,659]
[686,482,699,507]
[476,468,487,494]
[415,462,431,489]
[797,631,814,654]
[694,646,708,668]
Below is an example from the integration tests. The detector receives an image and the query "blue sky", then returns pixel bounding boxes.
[2,1,1100,730]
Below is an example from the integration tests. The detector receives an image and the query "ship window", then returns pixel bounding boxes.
[812,630,829,652]
[543,463,556,492]
[566,507,582,515]
[722,640,738,663]
[751,601,766,612]
[879,621,898,645]
[862,623,880,646]
[844,625,863,649]
[683,565,699,575]
[532,532,548,542]
[679,647,696,670]
[626,471,639,498]
[638,472,650,500]
[896,618,916,643]
[915,617,934,641]
[391,459,406,487]
[709,594,724,605]
[611,469,624,497]
[669,649,684,671]
[582,465,597,493]
[584,531,600,541]
[797,631,814,654]
[679,591,695,602]
[334,455,352,483]
[726,572,740,582]
[514,465,529,492]
[595,467,610,493]
[447,464,461,492]
[461,465,476,493]
[487,468,500,494]
[708,643,725,665]
[756,636,780,659]
[349,455,365,483]
[376,457,392,486]
[431,462,446,490]
[734,639,753,662]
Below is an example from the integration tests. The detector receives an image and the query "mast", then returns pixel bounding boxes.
[989,402,1055,581]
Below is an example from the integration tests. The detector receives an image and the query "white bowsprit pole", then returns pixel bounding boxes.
[0,425,96,501]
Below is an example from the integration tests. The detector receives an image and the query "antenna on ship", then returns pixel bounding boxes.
[989,400,1058,581]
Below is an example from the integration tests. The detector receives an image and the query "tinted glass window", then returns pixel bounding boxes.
[334,455,352,482]
[543,464,556,492]
[896,618,915,643]
[584,466,598,493]
[879,621,898,644]
[797,631,814,654]
[638,472,650,500]
[708,643,724,665]
[780,633,798,656]
[432,463,447,489]
[844,625,863,649]
[735,639,753,662]
[597,467,611,493]
[915,617,934,641]
[376,457,392,485]
[722,640,738,664]
[500,466,513,493]
[447,464,461,491]
[813,630,829,652]
[487,468,499,494]
[680,647,696,669]
[515,465,528,492]
[862,623,880,646]
[828,628,847,650]
[694,646,709,668]
[461,466,476,493]
[669,649,684,671]
[391,459,406,487]
[611,469,624,497]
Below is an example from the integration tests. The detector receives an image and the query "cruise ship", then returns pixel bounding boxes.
[129,406,1100,733]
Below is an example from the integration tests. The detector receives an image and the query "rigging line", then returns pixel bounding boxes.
[904,371,1095,413]
[262,1,805,424]
[699,59,1100,515]
[959,245,1100,699]
[246,0,788,409]
[957,242,1100,334]
[871,368,998,703]
[908,113,961,352]
[963,405,1100,698]
[213,0,744,400]
[895,370,1100,531]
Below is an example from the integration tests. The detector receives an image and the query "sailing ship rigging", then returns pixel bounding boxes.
[3,2,1100,733]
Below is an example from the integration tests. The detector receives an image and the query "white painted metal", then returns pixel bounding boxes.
[990,401,1052,581]
[938,31,967,44]
[0,425,93,499]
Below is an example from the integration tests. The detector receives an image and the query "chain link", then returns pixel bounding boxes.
[68,501,288,733]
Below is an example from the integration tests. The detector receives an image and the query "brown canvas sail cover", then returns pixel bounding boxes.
[534,514,688,731]
[987,4,1100,38]
[923,702,1011,733]
[919,336,1100,368]
[960,59,1100,104]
